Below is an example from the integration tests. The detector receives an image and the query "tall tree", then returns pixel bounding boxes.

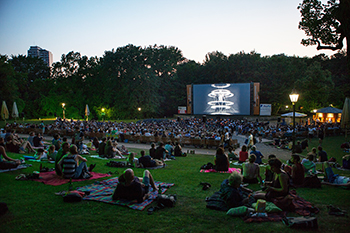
[298,0,350,95]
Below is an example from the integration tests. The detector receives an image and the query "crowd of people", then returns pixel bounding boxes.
[1,117,348,208]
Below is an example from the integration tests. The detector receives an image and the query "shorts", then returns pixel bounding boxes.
[19,146,25,151]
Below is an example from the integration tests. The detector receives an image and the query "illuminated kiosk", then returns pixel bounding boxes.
[207,84,234,115]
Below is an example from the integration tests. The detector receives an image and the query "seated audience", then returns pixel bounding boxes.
[174,142,186,157]
[0,144,22,169]
[33,133,45,148]
[58,145,95,179]
[112,168,158,203]
[318,146,328,162]
[214,147,229,172]
[239,145,248,163]
[301,153,316,175]
[149,143,156,159]
[242,154,262,184]
[47,145,57,161]
[98,138,107,157]
[55,142,70,176]
[250,145,264,164]
[289,154,305,186]
[228,147,238,161]
[155,142,167,163]
[254,158,289,201]
[220,171,252,209]
[264,154,276,183]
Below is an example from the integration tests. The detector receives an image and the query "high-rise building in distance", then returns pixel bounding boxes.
[27,46,53,67]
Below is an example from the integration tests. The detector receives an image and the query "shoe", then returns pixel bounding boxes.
[88,164,96,172]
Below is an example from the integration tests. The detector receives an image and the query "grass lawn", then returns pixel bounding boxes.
[1,135,350,233]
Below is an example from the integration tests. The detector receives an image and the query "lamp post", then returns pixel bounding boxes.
[289,89,299,153]
[62,103,66,119]
[101,108,105,121]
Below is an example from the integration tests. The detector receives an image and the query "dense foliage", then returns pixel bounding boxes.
[0,44,348,119]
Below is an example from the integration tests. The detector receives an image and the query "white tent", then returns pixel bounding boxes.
[281,112,307,117]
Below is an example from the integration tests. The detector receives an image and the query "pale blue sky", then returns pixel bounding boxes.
[0,0,335,63]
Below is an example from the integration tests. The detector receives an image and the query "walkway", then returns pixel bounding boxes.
[18,133,292,161]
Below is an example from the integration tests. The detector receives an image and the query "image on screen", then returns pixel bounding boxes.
[193,83,250,115]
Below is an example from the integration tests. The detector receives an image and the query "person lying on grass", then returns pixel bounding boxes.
[322,162,350,187]
[57,145,95,179]
[138,150,163,168]
[5,134,35,154]
[0,144,22,169]
[112,169,158,203]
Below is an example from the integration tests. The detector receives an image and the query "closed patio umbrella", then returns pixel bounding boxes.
[12,102,19,119]
[1,101,9,122]
[341,97,350,137]
[85,104,90,120]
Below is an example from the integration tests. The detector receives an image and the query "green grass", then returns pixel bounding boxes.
[1,136,350,233]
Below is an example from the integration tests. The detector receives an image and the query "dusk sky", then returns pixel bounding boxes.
[0,0,336,64]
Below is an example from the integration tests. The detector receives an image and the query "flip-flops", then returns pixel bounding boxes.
[15,174,27,180]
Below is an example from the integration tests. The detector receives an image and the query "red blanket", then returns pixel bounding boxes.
[32,171,111,186]
[200,167,241,173]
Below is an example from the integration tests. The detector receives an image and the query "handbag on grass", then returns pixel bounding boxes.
[282,216,318,229]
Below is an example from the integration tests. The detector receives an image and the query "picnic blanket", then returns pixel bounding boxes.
[289,190,320,216]
[200,167,241,173]
[76,177,175,211]
[243,212,286,223]
[0,164,32,173]
[31,171,111,186]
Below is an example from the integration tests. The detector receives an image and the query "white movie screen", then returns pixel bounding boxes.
[193,83,251,115]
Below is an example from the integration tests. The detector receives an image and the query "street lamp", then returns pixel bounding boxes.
[289,89,299,153]
[101,108,105,121]
[62,103,66,119]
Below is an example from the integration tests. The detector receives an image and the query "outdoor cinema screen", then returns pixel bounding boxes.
[192,83,251,115]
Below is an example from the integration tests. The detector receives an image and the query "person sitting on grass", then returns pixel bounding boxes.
[98,137,107,157]
[250,145,264,164]
[318,146,328,162]
[220,171,253,209]
[289,154,305,186]
[228,147,238,161]
[264,154,277,184]
[239,145,248,163]
[33,133,45,149]
[174,142,186,157]
[301,153,316,175]
[155,142,167,164]
[214,147,229,172]
[58,145,95,179]
[47,145,57,161]
[112,168,158,203]
[149,143,156,159]
[254,158,289,201]
[0,143,22,169]
[55,142,70,176]
[242,154,262,184]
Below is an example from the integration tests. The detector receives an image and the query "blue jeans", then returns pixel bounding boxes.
[73,162,88,179]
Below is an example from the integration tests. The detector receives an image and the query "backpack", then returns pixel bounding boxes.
[200,162,214,170]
